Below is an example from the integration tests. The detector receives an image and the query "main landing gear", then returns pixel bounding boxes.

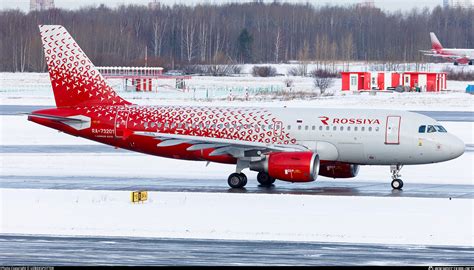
[390,165,404,190]
[257,172,275,187]
[228,173,247,188]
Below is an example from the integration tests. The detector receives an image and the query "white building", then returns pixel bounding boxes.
[443,0,473,8]
[30,0,55,11]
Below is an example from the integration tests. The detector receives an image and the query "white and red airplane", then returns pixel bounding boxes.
[421,32,474,65]
[29,25,465,190]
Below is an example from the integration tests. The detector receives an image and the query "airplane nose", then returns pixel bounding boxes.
[446,135,465,159]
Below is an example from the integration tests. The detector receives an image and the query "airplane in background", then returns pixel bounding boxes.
[28,25,465,190]
[421,32,474,65]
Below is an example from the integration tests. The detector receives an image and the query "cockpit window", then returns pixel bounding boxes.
[435,125,447,132]
[418,125,426,133]
[427,125,436,133]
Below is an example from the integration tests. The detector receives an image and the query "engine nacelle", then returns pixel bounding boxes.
[250,152,319,182]
[318,162,360,178]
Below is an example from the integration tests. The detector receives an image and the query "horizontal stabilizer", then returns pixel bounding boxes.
[27,113,88,123]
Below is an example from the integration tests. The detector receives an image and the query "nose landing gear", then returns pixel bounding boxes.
[390,165,404,190]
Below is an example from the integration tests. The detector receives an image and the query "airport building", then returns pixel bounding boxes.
[443,0,473,9]
[341,71,447,92]
[30,0,54,11]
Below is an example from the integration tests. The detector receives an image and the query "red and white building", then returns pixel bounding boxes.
[97,66,191,92]
[341,71,447,92]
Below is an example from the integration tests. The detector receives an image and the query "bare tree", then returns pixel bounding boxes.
[274,27,283,63]
[0,3,473,72]
[152,15,168,57]
[313,77,335,96]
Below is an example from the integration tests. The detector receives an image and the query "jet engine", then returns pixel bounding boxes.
[318,162,360,178]
[250,152,319,182]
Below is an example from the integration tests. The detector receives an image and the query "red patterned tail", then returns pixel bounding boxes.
[39,25,130,108]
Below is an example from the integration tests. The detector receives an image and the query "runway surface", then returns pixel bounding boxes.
[1,234,472,266]
[1,105,473,122]
[2,174,473,199]
[2,144,473,198]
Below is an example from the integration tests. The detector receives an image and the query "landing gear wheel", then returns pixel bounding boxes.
[390,165,404,190]
[257,172,275,186]
[391,179,404,190]
[228,173,247,188]
[239,173,248,186]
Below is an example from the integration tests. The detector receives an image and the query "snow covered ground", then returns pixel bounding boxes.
[1,71,473,111]
[1,188,472,246]
[0,69,473,247]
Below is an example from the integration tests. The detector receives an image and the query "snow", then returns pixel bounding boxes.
[1,188,472,246]
[0,68,473,246]
[1,71,473,111]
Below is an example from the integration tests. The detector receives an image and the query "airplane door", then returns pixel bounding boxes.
[418,74,427,92]
[385,116,401,144]
[403,74,410,87]
[115,109,129,139]
[274,121,282,137]
[350,74,358,91]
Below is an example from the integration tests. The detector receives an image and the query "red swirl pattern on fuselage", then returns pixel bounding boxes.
[74,105,297,144]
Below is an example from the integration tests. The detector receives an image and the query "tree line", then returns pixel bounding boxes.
[0,2,472,72]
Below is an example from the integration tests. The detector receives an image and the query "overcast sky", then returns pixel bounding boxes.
[1,0,443,12]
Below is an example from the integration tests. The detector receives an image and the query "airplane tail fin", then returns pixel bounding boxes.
[430,32,443,51]
[39,25,130,108]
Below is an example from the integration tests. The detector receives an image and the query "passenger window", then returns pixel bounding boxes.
[298,125,302,130]
[435,125,447,132]
[319,126,323,131]
[326,126,330,131]
[333,126,337,131]
[361,127,365,131]
[375,127,379,132]
[150,122,156,128]
[418,125,426,133]
[347,126,351,131]
[340,126,344,131]
[368,127,372,132]
[305,125,309,130]
[312,126,316,130]
[287,125,291,130]
[427,125,436,133]
[354,126,358,131]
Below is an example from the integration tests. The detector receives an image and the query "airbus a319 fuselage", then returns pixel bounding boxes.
[29,25,465,190]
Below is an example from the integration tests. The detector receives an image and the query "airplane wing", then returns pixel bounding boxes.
[134,131,308,159]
